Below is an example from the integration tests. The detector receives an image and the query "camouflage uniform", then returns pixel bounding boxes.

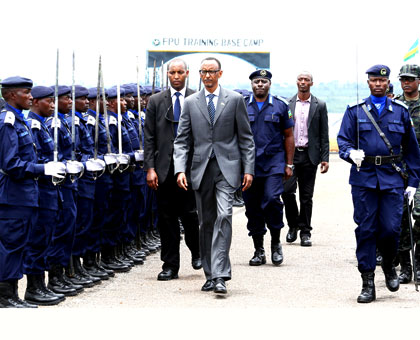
[395,68,420,251]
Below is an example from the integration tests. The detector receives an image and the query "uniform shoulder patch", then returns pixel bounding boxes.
[140,112,146,120]
[31,119,41,130]
[392,99,409,110]
[87,115,96,126]
[128,112,135,120]
[3,111,15,125]
[109,116,117,125]
[49,117,61,129]
[348,99,366,108]
[74,116,80,126]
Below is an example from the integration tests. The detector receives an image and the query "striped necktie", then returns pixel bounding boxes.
[207,93,215,125]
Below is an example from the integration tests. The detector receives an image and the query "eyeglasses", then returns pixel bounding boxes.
[199,70,220,76]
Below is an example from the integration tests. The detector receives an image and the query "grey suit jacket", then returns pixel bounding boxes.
[173,87,255,191]
[288,94,329,165]
[144,88,195,183]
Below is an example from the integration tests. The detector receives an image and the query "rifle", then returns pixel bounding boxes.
[52,49,65,185]
[406,194,419,291]
[152,59,156,95]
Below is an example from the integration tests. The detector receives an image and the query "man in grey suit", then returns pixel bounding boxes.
[282,71,329,247]
[173,57,255,294]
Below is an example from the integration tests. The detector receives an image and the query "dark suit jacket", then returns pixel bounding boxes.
[288,94,329,165]
[144,87,195,183]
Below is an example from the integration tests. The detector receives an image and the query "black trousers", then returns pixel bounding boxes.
[282,148,318,236]
[156,165,200,272]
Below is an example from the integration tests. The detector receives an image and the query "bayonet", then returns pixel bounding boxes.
[92,55,105,179]
[152,59,156,95]
[136,56,143,151]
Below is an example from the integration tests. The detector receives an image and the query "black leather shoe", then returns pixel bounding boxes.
[192,258,202,270]
[381,262,400,292]
[249,248,266,266]
[271,243,283,265]
[201,280,215,292]
[24,275,62,306]
[157,269,179,281]
[214,278,227,294]
[286,228,298,243]
[357,272,376,303]
[300,234,312,247]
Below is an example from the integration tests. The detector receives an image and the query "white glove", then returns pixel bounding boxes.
[349,149,365,167]
[104,153,119,166]
[66,160,84,174]
[85,158,106,172]
[44,161,66,179]
[134,150,144,162]
[117,154,130,165]
[405,186,416,205]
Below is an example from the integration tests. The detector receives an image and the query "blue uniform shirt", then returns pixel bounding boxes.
[245,94,294,177]
[337,96,420,189]
[0,104,44,207]
[28,111,62,210]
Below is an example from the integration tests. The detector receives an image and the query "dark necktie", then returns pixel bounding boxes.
[207,93,216,125]
[207,93,216,158]
[173,92,181,136]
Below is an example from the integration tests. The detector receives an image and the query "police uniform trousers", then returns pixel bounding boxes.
[352,185,404,273]
[89,174,113,253]
[23,208,58,275]
[195,158,235,281]
[124,169,144,244]
[139,182,154,234]
[242,174,284,236]
[156,163,199,272]
[47,187,77,267]
[0,205,37,281]
[282,148,318,236]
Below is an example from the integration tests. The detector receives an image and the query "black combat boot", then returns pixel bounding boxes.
[100,246,130,273]
[123,243,144,265]
[47,264,79,296]
[0,281,26,308]
[357,272,376,303]
[398,250,412,284]
[11,280,37,308]
[381,257,400,292]
[82,251,110,280]
[270,228,283,265]
[24,274,62,306]
[415,245,420,281]
[73,256,101,285]
[249,235,266,266]
[40,273,65,302]
[65,258,94,288]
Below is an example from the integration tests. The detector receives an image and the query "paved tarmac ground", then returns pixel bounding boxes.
[9,154,420,339]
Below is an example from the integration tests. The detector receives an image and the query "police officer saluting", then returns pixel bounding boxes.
[337,65,420,303]
[0,77,65,308]
[243,70,295,266]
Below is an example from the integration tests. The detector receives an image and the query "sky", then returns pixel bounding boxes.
[1,0,419,89]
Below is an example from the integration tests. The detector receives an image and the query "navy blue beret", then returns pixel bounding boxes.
[130,84,143,97]
[74,85,89,98]
[107,86,126,99]
[87,87,108,99]
[31,86,54,99]
[1,76,33,88]
[249,70,272,81]
[366,64,390,77]
[121,84,134,95]
[50,85,71,96]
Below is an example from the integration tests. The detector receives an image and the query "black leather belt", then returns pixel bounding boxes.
[296,147,307,152]
[364,155,402,165]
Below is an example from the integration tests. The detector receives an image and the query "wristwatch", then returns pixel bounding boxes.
[286,164,295,171]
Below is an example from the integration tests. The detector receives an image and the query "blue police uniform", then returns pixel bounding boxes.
[338,87,420,274]
[45,87,78,268]
[0,103,43,282]
[85,107,114,254]
[242,92,294,237]
[23,109,62,275]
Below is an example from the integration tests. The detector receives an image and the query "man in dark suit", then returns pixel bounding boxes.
[144,58,201,281]
[282,71,329,247]
[174,57,255,294]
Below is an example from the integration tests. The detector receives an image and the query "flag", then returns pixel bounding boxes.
[404,39,419,62]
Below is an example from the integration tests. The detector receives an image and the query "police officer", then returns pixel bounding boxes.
[243,70,295,266]
[23,86,67,305]
[394,64,420,283]
[337,65,420,303]
[45,85,85,295]
[0,77,65,308]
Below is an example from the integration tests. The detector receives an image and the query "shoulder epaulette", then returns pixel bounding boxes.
[3,111,15,126]
[392,99,409,110]
[348,99,366,108]
[87,115,96,126]
[140,112,146,120]
[74,116,80,126]
[128,112,135,120]
[273,95,289,106]
[49,117,61,129]
[109,116,117,125]
[30,119,41,130]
